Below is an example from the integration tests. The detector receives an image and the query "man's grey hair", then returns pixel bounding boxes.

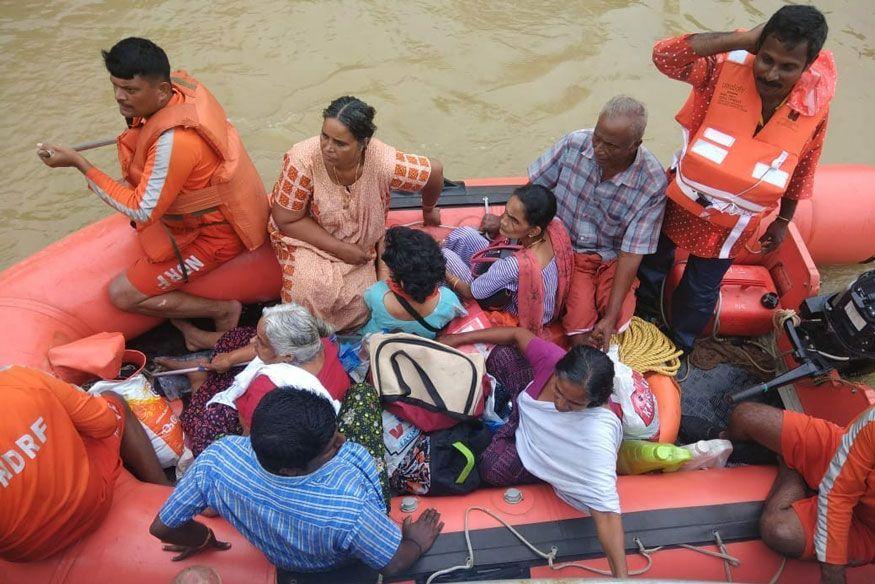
[600,95,648,142]
[262,303,334,364]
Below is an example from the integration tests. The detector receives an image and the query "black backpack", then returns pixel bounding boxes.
[427,421,493,495]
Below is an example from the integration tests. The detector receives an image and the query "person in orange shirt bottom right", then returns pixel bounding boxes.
[729,403,875,584]
[0,366,171,562]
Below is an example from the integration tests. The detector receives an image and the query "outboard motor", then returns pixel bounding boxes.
[731,270,875,402]
[814,269,875,368]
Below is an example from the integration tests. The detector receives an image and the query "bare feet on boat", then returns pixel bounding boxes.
[171,319,225,352]
[215,299,243,332]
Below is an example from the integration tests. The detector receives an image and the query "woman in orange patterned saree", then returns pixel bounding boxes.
[269,96,445,330]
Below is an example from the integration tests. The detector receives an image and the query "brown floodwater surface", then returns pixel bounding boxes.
[0,0,872,291]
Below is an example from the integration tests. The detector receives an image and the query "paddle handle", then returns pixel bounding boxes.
[72,137,116,152]
[151,366,208,377]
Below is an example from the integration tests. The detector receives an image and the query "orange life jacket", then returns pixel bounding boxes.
[117,71,268,263]
[667,50,830,257]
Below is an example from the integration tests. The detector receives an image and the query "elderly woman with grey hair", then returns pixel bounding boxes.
[159,303,351,457]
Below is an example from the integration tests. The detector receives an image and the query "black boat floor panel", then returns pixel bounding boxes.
[388,501,763,582]
[389,182,517,209]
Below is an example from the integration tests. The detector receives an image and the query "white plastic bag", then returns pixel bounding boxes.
[175,447,195,480]
[481,374,506,431]
[680,439,733,471]
[608,346,660,441]
[90,374,184,467]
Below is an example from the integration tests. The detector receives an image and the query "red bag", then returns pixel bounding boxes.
[444,301,494,356]
[386,375,492,432]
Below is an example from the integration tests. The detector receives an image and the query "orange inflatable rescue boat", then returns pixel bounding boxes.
[1,168,875,583]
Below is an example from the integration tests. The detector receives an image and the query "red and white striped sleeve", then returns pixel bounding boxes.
[84,128,201,226]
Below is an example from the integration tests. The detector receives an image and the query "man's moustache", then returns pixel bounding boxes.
[756,77,782,88]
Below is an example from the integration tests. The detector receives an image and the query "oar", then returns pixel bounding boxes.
[150,366,209,377]
[71,137,116,152]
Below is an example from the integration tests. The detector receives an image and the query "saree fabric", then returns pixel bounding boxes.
[269,136,431,330]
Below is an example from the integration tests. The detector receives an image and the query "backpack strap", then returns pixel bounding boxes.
[391,292,442,334]
[452,441,476,484]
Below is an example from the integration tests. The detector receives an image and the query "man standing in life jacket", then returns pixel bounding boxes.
[636,5,835,354]
[36,38,268,333]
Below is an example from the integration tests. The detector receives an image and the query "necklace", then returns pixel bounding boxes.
[522,235,546,249]
[327,156,364,210]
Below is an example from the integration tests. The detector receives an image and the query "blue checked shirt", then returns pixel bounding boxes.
[528,130,667,261]
[158,437,401,572]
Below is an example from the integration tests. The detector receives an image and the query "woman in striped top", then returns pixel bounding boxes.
[442,184,573,336]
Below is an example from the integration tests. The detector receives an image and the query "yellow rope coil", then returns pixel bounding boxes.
[612,316,683,377]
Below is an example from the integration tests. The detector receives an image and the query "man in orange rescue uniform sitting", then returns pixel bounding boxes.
[729,403,875,584]
[0,365,171,561]
[636,6,835,354]
[37,37,267,333]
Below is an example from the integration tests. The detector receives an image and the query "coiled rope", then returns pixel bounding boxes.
[612,316,684,377]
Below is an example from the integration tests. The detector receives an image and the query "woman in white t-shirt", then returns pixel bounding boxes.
[439,327,627,579]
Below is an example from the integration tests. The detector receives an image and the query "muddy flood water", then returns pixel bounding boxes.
[0,0,872,298]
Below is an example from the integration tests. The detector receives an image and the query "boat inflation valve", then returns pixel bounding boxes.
[760,292,779,309]
[400,496,419,513]
[503,488,523,504]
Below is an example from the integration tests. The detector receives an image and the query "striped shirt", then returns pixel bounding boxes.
[442,227,560,324]
[528,130,667,261]
[158,437,401,572]
[471,256,559,323]
[815,406,875,565]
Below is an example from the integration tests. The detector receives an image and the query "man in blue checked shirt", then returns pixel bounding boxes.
[149,387,443,582]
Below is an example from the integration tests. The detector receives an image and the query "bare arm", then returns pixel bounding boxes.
[605,251,641,323]
[224,344,257,365]
[382,509,444,576]
[272,204,343,256]
[418,158,444,227]
[437,326,535,353]
[271,204,373,265]
[208,343,257,373]
[445,270,473,299]
[382,540,426,576]
[376,235,389,281]
[590,510,628,578]
[591,251,642,350]
[759,198,800,253]
[149,516,231,561]
[419,159,444,211]
[687,25,763,57]
[150,516,210,548]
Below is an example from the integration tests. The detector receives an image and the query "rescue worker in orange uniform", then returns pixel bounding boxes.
[636,6,835,353]
[729,403,875,584]
[37,37,267,333]
[0,365,171,561]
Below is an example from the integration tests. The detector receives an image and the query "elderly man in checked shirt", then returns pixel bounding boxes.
[528,95,667,350]
[149,387,443,583]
